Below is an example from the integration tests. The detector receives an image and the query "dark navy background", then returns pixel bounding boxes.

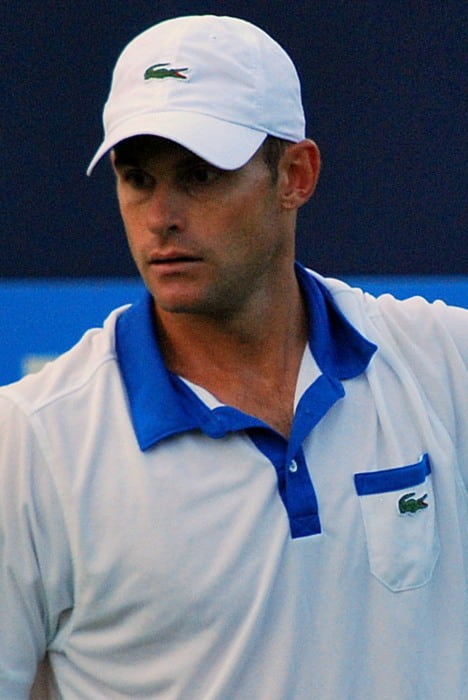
[2,0,466,278]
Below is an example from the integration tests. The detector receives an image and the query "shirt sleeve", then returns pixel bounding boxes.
[435,301,468,490]
[376,296,468,489]
[0,396,72,699]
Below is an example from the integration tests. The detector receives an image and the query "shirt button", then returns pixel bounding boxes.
[289,460,298,473]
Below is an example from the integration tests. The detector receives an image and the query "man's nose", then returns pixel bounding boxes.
[146,183,185,235]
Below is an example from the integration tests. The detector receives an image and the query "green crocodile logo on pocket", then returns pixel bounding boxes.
[398,492,428,514]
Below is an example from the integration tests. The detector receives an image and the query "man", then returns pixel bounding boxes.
[1,15,467,700]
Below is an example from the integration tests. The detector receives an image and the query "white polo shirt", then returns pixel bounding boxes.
[0,265,467,699]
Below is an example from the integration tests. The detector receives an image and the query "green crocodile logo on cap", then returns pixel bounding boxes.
[144,63,189,80]
[398,492,428,514]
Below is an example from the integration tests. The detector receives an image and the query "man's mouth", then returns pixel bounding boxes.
[153,256,196,263]
[149,253,203,271]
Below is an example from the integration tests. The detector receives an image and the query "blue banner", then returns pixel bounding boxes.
[1,277,466,385]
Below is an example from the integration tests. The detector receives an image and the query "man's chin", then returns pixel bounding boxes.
[152,294,239,322]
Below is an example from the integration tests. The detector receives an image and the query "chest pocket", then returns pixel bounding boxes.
[354,453,440,592]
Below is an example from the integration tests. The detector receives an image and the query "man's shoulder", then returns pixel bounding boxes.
[313,270,465,330]
[0,304,128,417]
[309,269,467,365]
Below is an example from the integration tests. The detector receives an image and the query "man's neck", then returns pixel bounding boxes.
[154,280,308,438]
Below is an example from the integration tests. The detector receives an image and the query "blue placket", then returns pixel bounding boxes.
[250,374,345,538]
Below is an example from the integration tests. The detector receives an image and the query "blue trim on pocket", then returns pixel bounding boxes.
[354,454,430,495]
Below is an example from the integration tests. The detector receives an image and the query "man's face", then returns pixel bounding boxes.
[113,136,295,320]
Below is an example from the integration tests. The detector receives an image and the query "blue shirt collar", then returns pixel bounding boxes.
[116,263,377,450]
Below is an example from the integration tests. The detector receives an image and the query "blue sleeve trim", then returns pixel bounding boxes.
[354,453,430,495]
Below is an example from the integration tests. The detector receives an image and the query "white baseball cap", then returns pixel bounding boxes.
[87,15,305,175]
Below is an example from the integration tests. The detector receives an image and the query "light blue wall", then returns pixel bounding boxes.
[1,279,143,385]
[1,277,467,385]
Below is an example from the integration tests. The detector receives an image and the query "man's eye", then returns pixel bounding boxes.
[123,169,152,189]
[186,165,221,187]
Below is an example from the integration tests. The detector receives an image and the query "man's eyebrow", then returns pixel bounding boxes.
[176,153,217,169]
[112,149,223,172]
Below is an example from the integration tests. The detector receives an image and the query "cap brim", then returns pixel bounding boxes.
[86,112,267,175]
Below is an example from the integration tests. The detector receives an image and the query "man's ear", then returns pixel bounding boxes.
[279,140,321,210]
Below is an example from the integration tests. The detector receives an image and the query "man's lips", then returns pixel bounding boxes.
[150,254,202,263]
[148,252,203,271]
